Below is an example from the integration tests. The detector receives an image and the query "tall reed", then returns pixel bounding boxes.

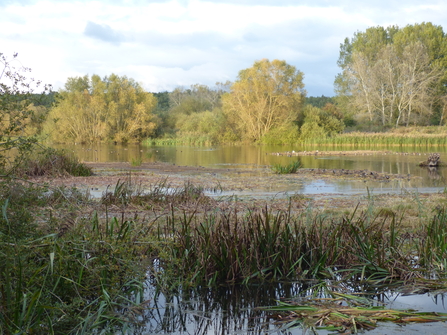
[301,130,447,146]
[153,204,414,286]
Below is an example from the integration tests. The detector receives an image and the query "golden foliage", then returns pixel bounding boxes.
[222,59,305,141]
[44,74,157,143]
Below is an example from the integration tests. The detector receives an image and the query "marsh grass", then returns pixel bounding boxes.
[0,181,150,334]
[143,135,216,146]
[15,147,92,177]
[130,157,143,166]
[270,160,302,174]
[153,205,413,286]
[0,216,150,334]
[302,127,447,146]
[5,177,447,332]
[101,177,213,210]
[417,209,447,273]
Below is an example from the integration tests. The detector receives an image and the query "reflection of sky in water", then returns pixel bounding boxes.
[366,293,447,335]
[206,178,447,199]
[387,293,447,313]
[142,281,447,335]
[301,179,447,196]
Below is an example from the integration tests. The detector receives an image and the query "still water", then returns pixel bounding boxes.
[55,143,447,197]
[137,281,447,335]
[54,143,447,334]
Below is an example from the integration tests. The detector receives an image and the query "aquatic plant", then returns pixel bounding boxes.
[270,159,302,174]
[130,157,143,166]
[261,290,447,333]
[0,181,149,334]
[5,176,447,332]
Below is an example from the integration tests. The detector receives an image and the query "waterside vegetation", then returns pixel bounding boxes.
[300,127,447,146]
[3,174,447,333]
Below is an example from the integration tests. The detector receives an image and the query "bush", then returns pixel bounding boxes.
[261,123,300,145]
[0,53,52,177]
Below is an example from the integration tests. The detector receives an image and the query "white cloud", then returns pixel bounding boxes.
[1,0,446,96]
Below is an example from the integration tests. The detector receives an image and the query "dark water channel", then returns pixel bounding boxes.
[55,143,447,334]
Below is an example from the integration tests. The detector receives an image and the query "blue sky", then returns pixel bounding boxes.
[2,0,446,96]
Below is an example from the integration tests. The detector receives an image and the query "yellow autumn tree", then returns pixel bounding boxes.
[222,59,306,141]
[44,74,157,143]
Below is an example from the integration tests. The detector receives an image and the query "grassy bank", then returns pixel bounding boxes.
[302,126,447,146]
[144,126,447,147]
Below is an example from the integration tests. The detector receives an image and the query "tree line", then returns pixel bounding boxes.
[4,22,447,145]
[41,59,342,144]
[336,22,447,128]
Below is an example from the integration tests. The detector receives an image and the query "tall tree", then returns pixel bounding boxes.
[336,23,447,127]
[222,59,305,141]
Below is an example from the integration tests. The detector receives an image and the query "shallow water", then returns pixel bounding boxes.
[137,281,447,335]
[55,143,447,197]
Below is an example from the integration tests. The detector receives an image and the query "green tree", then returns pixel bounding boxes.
[299,105,344,142]
[163,84,227,135]
[104,74,157,143]
[0,53,51,176]
[222,59,305,141]
[306,95,334,109]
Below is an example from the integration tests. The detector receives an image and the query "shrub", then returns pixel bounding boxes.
[15,147,92,177]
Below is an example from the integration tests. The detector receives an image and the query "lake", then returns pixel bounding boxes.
[54,143,447,197]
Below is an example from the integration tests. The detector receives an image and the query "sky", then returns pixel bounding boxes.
[1,0,446,97]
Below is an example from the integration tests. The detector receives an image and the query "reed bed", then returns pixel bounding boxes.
[152,204,447,287]
[15,147,92,177]
[143,135,216,146]
[302,130,447,146]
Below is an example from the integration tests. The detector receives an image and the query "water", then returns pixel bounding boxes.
[136,281,447,335]
[55,143,447,196]
[54,143,447,334]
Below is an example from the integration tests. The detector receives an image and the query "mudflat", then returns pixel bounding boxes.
[30,159,439,221]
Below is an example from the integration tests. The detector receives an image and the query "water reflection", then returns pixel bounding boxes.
[130,280,447,335]
[52,143,447,194]
[140,283,306,334]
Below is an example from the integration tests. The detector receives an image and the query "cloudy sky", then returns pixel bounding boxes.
[2,0,446,96]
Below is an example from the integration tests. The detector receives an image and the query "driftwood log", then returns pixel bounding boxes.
[419,153,443,167]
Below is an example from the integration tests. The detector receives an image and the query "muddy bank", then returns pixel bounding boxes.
[31,161,421,206]
[297,167,415,181]
[27,160,447,227]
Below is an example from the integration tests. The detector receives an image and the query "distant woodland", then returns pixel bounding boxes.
[4,22,447,145]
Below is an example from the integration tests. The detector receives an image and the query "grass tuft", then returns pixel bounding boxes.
[270,160,302,174]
